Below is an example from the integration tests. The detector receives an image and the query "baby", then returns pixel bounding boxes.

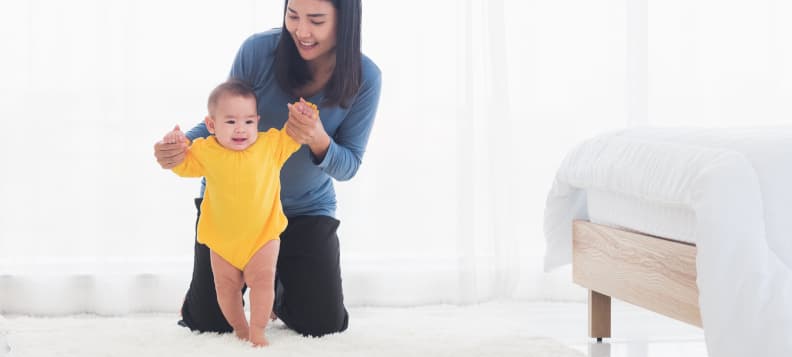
[163,79,313,346]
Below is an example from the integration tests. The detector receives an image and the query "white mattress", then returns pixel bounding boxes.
[587,189,696,244]
[543,126,792,357]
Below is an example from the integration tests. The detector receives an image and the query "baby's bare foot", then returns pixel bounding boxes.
[250,326,269,347]
[270,310,278,321]
[234,328,250,341]
[251,338,269,347]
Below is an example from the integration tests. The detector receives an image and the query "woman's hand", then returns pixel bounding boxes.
[154,125,188,169]
[286,98,330,159]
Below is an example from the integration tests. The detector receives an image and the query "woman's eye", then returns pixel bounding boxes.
[311,21,325,25]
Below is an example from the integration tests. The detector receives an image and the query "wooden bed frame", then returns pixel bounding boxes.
[572,220,702,340]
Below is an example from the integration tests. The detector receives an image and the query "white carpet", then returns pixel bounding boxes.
[1,302,584,357]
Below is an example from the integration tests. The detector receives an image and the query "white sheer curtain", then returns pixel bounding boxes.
[17,0,789,315]
[0,0,633,315]
[0,0,284,314]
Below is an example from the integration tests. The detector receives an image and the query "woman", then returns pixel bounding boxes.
[153,0,381,337]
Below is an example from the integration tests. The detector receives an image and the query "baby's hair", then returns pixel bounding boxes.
[207,78,257,116]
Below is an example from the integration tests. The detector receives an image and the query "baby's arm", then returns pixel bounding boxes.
[278,100,318,164]
[163,125,206,177]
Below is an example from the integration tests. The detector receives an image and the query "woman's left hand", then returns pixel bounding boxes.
[286,98,331,157]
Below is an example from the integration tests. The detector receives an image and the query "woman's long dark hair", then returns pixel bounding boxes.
[274,0,362,108]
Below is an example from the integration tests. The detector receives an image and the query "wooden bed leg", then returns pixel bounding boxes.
[589,289,611,341]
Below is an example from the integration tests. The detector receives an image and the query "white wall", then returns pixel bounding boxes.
[648,0,792,127]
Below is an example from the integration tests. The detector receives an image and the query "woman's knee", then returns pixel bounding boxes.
[289,306,349,337]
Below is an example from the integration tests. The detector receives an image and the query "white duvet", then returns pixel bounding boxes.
[544,127,792,357]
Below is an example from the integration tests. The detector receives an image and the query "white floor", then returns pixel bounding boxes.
[1,300,707,357]
[530,300,707,357]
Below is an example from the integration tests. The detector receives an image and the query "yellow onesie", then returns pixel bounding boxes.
[172,128,300,270]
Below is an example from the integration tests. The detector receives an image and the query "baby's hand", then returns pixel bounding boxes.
[285,99,323,145]
[163,125,187,144]
[290,98,319,119]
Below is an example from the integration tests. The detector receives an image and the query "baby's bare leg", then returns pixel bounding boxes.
[244,240,280,347]
[210,251,249,340]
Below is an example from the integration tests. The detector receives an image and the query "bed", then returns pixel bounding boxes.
[543,127,792,357]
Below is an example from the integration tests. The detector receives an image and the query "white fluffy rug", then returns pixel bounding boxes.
[2,302,583,357]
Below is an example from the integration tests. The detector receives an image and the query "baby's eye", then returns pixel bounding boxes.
[245,120,255,124]
[225,120,236,125]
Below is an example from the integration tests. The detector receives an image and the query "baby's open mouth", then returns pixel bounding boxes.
[232,138,247,143]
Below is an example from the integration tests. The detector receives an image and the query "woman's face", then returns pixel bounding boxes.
[284,0,338,64]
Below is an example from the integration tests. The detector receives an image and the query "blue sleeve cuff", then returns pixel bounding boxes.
[185,122,210,141]
[312,137,337,168]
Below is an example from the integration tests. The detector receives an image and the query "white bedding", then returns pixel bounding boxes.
[587,189,696,244]
[544,126,792,357]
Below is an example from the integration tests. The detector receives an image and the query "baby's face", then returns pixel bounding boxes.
[206,94,259,151]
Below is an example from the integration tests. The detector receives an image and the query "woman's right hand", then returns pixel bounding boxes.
[154,125,188,169]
